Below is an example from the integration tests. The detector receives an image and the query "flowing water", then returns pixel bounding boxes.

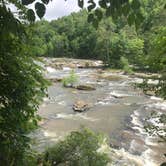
[31,67,166,166]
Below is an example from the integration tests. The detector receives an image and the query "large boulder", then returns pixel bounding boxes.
[76,85,96,91]
[73,100,89,112]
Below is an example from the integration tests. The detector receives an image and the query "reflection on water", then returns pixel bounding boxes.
[30,68,166,166]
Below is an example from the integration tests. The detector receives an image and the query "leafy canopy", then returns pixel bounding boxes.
[12,0,144,27]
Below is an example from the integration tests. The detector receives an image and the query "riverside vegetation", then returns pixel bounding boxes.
[0,0,166,165]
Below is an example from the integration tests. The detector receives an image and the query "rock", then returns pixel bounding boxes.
[98,74,123,81]
[42,58,104,69]
[73,100,89,112]
[145,90,156,96]
[110,92,124,98]
[76,85,96,91]
[48,78,62,83]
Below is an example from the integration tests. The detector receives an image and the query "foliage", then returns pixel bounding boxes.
[0,3,48,166]
[62,70,78,87]
[120,57,133,74]
[17,0,143,28]
[41,128,110,166]
[31,11,144,68]
[146,26,166,72]
[1,0,166,165]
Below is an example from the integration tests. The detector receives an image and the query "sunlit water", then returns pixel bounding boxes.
[30,67,166,166]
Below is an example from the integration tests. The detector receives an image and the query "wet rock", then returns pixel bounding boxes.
[110,92,124,98]
[76,85,96,91]
[73,100,89,112]
[145,90,156,96]
[132,72,160,79]
[98,74,124,81]
[43,58,104,69]
[48,78,62,83]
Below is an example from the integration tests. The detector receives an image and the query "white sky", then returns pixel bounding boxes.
[9,0,98,21]
[44,0,80,21]
[35,0,98,21]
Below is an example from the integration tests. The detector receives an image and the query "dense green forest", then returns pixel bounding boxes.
[32,1,165,72]
[0,0,166,165]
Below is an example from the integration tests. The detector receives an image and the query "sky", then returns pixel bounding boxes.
[43,0,80,21]
[9,0,99,21]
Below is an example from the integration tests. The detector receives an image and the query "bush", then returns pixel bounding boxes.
[120,57,133,74]
[41,128,110,166]
[62,70,78,87]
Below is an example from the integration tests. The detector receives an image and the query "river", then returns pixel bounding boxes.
[30,60,166,166]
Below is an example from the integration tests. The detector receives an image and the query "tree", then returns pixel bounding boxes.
[0,2,48,165]
[1,0,165,165]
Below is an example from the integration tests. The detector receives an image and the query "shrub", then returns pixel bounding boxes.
[62,70,78,87]
[41,128,110,166]
[120,56,133,74]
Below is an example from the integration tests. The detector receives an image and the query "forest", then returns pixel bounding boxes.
[0,0,166,165]
[32,2,165,72]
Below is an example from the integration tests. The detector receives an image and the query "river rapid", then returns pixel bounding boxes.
[31,60,166,166]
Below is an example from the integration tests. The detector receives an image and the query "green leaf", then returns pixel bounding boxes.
[22,0,35,5]
[92,19,99,28]
[78,0,84,8]
[35,2,46,19]
[122,3,130,17]
[164,3,166,9]
[41,0,49,5]
[99,0,107,8]
[87,13,94,23]
[131,0,141,10]
[135,12,144,29]
[136,12,144,23]
[27,9,35,22]
[106,7,111,17]
[95,9,103,21]
[127,13,135,26]
[87,0,96,12]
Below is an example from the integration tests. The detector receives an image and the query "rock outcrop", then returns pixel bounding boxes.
[73,100,89,112]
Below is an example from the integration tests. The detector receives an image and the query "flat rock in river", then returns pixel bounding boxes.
[76,85,96,91]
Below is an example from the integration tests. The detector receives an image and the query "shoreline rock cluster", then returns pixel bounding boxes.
[42,57,104,70]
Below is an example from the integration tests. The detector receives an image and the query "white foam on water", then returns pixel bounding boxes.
[43,131,57,137]
[124,103,132,106]
[129,106,165,166]
[41,103,46,107]
[58,101,66,106]
[43,97,49,102]
[150,96,163,101]
[113,148,158,166]
[56,113,98,122]
[63,67,71,71]
[110,91,131,97]
[43,131,64,143]
[147,79,159,85]
[46,67,56,73]
[148,116,164,127]
[96,95,115,105]
[141,149,158,166]
[145,136,159,146]
[146,101,166,111]
[131,111,143,128]
[131,78,143,84]
[97,138,110,154]
[94,60,103,66]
